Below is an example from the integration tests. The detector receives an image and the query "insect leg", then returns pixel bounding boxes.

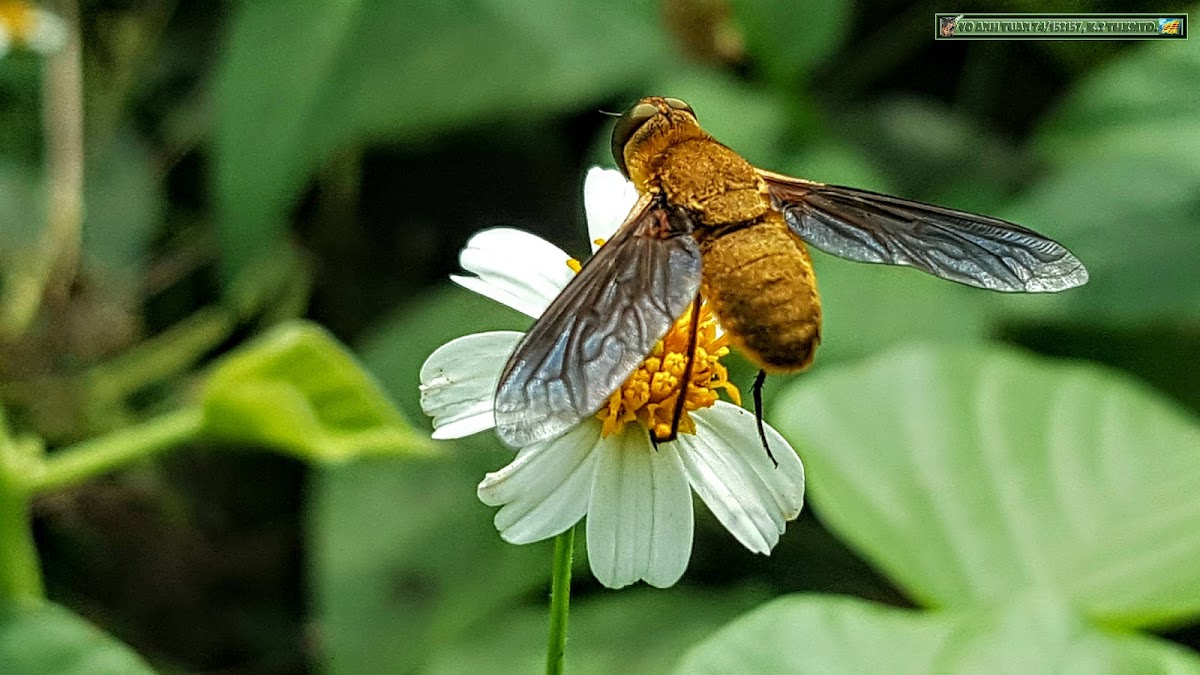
[752,369,778,468]
[653,293,703,445]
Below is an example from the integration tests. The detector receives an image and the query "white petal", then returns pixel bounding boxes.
[477,421,600,544]
[418,331,522,439]
[451,228,574,318]
[586,430,693,589]
[26,9,67,54]
[583,168,639,252]
[676,402,805,555]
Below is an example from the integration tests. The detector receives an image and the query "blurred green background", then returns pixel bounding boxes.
[2,0,1199,672]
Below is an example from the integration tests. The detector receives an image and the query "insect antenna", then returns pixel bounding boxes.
[652,293,703,446]
[752,369,778,468]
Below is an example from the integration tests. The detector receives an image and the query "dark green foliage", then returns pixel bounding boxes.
[0,0,1197,671]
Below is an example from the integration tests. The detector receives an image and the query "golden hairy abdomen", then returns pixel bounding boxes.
[642,133,821,370]
[698,216,822,372]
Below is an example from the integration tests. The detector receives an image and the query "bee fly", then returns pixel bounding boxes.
[493,97,1087,459]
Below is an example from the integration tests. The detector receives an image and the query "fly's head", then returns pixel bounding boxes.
[611,97,708,191]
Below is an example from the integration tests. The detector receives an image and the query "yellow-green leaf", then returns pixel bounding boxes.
[0,602,154,675]
[202,321,431,462]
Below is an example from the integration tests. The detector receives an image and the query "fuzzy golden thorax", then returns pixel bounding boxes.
[619,98,768,227]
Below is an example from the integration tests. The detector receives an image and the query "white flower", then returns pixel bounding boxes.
[0,3,67,58]
[419,167,805,589]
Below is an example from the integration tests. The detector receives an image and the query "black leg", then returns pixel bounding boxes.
[752,369,778,468]
[656,293,703,445]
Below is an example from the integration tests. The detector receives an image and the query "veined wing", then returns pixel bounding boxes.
[760,169,1088,292]
[494,195,702,447]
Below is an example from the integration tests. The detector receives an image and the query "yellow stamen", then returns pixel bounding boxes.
[605,299,739,439]
[565,253,738,439]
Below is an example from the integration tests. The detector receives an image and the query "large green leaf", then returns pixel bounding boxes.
[0,602,154,674]
[772,345,1200,627]
[214,0,666,282]
[677,594,1200,674]
[201,321,429,462]
[427,588,766,674]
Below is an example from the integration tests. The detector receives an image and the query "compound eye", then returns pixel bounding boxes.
[663,97,696,118]
[610,102,659,177]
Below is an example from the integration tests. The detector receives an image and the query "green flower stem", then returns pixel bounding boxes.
[0,404,201,604]
[28,409,204,495]
[0,451,44,604]
[546,525,575,675]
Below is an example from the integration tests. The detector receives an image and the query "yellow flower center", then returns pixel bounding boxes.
[568,243,740,440]
[0,2,37,40]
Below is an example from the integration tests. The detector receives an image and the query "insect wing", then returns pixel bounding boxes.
[494,196,702,447]
[760,170,1088,292]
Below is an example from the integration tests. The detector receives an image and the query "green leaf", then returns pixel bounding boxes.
[310,286,541,672]
[772,345,1200,627]
[1000,155,1200,323]
[0,160,42,250]
[214,0,666,282]
[82,132,162,275]
[0,602,154,674]
[1035,41,1200,170]
[0,55,43,165]
[1002,36,1200,323]
[730,0,850,84]
[680,594,952,674]
[808,251,993,365]
[2,133,160,275]
[851,97,1025,210]
[677,594,1200,674]
[310,445,551,674]
[201,321,429,461]
[426,588,767,674]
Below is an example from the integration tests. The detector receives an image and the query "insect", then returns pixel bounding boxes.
[494,96,1088,452]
